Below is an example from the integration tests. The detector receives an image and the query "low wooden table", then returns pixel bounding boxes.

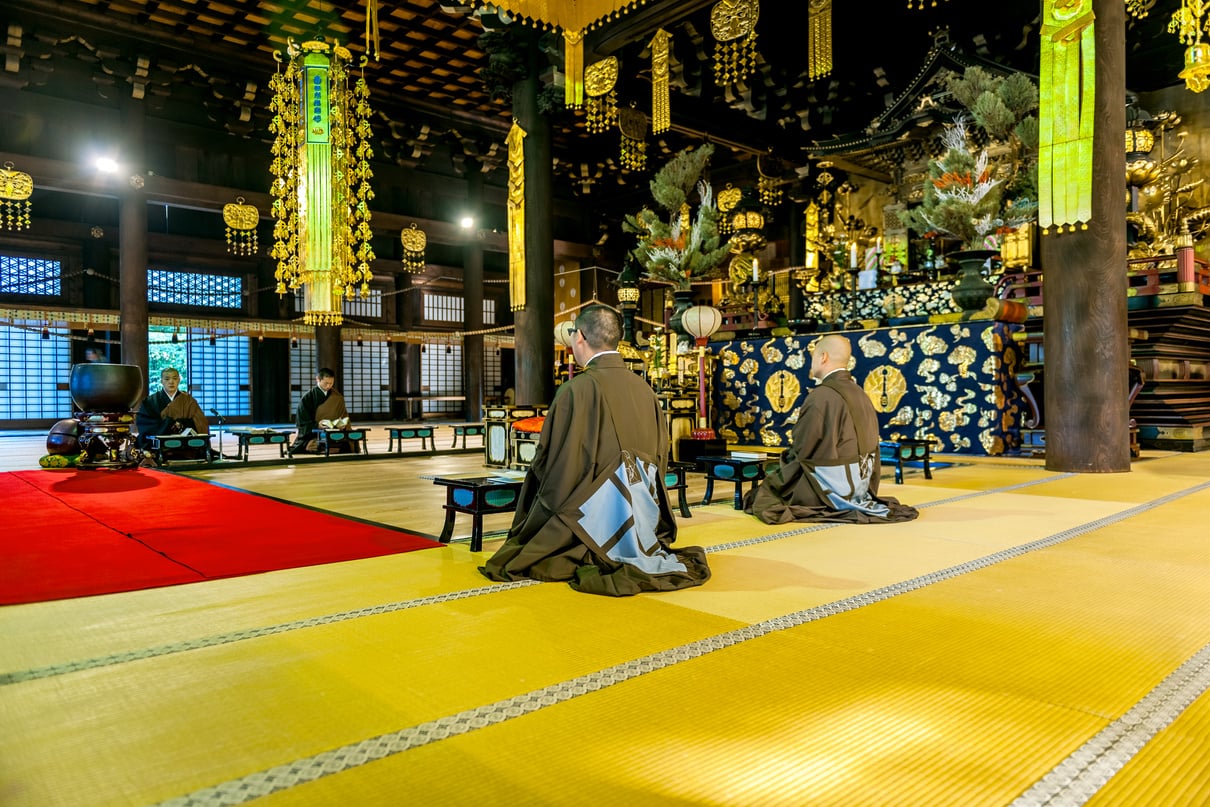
[696,454,769,510]
[665,461,695,518]
[387,425,436,452]
[146,433,212,465]
[228,428,294,462]
[432,475,524,552]
[312,427,371,457]
[451,423,486,449]
[879,439,933,484]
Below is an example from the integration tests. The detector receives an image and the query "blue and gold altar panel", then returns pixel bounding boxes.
[711,322,1026,455]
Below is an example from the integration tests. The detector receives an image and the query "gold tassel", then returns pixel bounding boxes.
[364,0,379,61]
[717,184,742,235]
[1039,0,1095,235]
[507,121,527,311]
[222,197,259,255]
[400,223,427,273]
[807,0,832,80]
[584,57,619,135]
[563,29,585,108]
[0,161,33,231]
[618,105,648,171]
[710,0,760,86]
[651,29,671,134]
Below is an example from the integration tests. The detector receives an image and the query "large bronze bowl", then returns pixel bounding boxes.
[69,363,144,412]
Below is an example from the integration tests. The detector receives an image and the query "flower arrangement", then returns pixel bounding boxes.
[900,68,1039,250]
[622,144,732,290]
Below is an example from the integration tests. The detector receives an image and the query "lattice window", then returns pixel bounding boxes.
[0,255,61,296]
[423,292,464,323]
[483,343,502,399]
[342,341,390,415]
[289,339,320,404]
[148,269,242,308]
[483,298,497,325]
[420,341,462,415]
[0,320,72,419]
[292,288,385,320]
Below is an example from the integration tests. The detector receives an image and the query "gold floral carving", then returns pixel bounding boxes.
[764,369,801,413]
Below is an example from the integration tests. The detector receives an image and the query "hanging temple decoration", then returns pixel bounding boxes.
[400,223,427,273]
[584,57,620,134]
[619,105,648,171]
[222,197,259,255]
[650,29,671,135]
[717,184,742,235]
[0,161,33,231]
[268,39,376,326]
[807,0,832,81]
[507,121,527,312]
[1169,0,1210,92]
[711,0,760,87]
[1039,0,1095,234]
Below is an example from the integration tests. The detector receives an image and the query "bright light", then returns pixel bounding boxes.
[459,215,475,230]
[95,157,119,174]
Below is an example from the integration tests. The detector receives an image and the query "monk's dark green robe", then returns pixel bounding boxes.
[480,352,710,596]
[745,369,919,524]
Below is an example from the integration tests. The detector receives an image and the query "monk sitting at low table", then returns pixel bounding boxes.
[290,368,354,454]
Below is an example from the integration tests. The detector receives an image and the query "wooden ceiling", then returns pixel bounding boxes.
[0,0,1194,203]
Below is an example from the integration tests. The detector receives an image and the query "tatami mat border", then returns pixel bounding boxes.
[155,479,1210,806]
[0,472,1071,686]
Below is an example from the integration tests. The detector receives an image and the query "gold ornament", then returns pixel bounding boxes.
[400,223,427,273]
[268,39,376,326]
[651,29,671,134]
[757,154,783,206]
[807,0,832,80]
[1171,1,1210,92]
[717,184,742,234]
[1039,0,1095,235]
[222,197,259,255]
[507,121,527,311]
[564,29,586,107]
[584,57,619,134]
[863,366,907,413]
[0,161,33,231]
[710,0,760,87]
[764,369,802,414]
[619,105,648,171]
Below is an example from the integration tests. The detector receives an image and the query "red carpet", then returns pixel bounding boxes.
[1,469,442,605]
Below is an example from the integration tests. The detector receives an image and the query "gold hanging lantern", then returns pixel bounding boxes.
[0,161,33,231]
[222,196,259,255]
[710,0,760,87]
[807,0,832,80]
[619,105,648,172]
[717,184,742,235]
[400,223,427,273]
[268,39,376,327]
[1171,1,1210,92]
[584,57,620,135]
[650,29,671,135]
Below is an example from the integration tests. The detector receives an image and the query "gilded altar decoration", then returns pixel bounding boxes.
[1040,0,1095,233]
[717,184,742,235]
[507,121,527,311]
[916,328,948,355]
[757,155,784,207]
[785,351,805,370]
[584,57,620,134]
[1169,1,1210,92]
[889,344,914,365]
[738,357,759,381]
[858,332,887,358]
[807,0,832,80]
[618,105,648,171]
[268,39,375,326]
[400,223,427,273]
[222,197,259,255]
[863,366,906,413]
[919,357,940,383]
[710,0,760,86]
[948,344,977,376]
[759,342,784,364]
[650,30,671,135]
[764,369,801,413]
[0,161,33,231]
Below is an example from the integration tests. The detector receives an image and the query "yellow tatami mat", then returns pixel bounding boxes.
[2,454,1209,806]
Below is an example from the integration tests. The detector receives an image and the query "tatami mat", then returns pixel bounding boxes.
[2,453,1209,805]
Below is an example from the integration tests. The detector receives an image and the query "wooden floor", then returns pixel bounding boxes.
[3,429,1209,806]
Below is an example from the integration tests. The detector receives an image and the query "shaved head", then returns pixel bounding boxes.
[810,334,853,380]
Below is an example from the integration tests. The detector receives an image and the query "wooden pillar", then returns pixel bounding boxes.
[118,101,148,384]
[1041,0,1130,473]
[316,325,342,385]
[512,43,555,407]
[463,167,485,423]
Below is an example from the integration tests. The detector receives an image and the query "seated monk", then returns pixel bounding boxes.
[480,304,710,596]
[745,334,919,524]
[291,367,352,454]
[135,367,210,456]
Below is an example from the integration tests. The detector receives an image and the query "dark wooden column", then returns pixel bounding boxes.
[1041,0,1129,473]
[316,325,342,385]
[463,167,485,422]
[512,43,555,407]
[118,101,149,385]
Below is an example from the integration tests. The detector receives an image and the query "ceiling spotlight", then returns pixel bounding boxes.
[95,156,119,173]
[459,215,475,230]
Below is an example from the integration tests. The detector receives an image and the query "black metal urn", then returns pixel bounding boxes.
[69,363,144,412]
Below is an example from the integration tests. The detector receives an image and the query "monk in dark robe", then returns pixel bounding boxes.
[745,333,919,524]
[291,368,350,453]
[481,304,711,596]
[135,367,210,451]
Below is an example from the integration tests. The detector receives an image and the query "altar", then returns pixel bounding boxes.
[709,321,1028,455]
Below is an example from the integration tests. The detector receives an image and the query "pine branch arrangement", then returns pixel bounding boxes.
[622,144,733,290]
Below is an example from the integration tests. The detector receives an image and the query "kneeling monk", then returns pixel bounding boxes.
[480,304,711,596]
[745,334,919,525]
